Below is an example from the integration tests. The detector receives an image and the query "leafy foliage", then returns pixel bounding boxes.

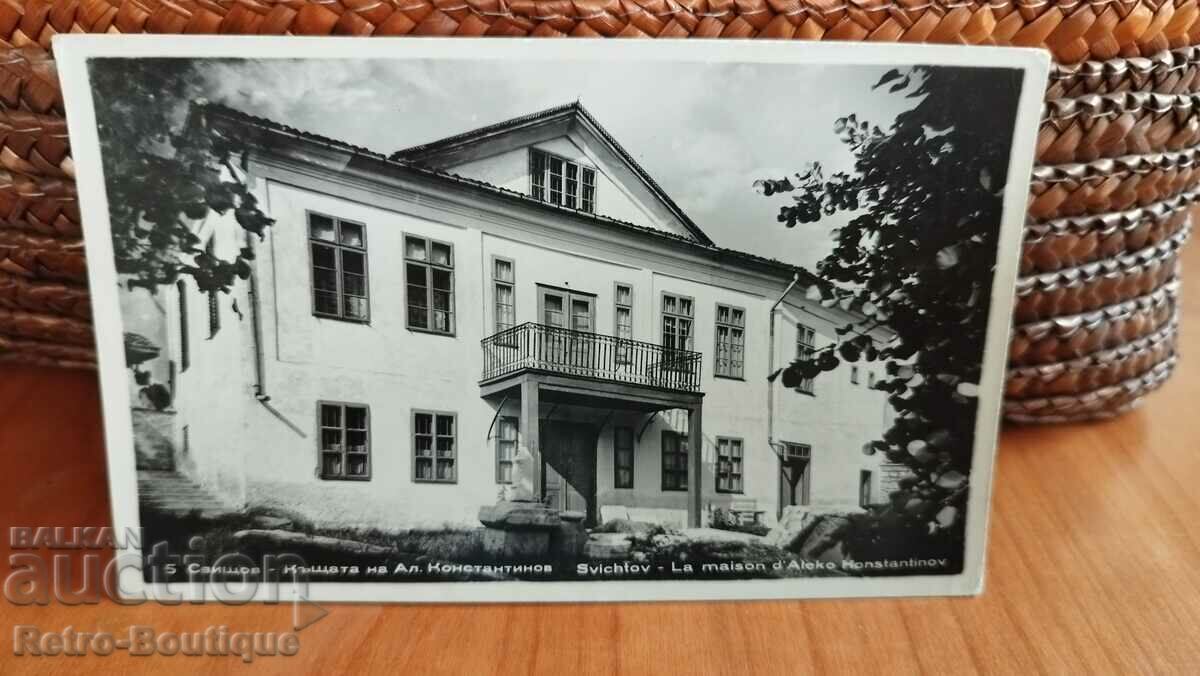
[90,58,273,294]
[758,66,1023,561]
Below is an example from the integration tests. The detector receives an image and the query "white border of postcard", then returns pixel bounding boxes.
[54,35,1048,603]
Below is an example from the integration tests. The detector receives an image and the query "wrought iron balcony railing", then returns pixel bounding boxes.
[481,322,703,392]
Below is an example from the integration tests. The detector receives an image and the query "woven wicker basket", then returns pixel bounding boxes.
[0,0,1192,423]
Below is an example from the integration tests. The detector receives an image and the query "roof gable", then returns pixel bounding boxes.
[390,103,714,245]
[197,102,817,290]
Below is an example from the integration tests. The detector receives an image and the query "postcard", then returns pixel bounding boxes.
[55,35,1047,602]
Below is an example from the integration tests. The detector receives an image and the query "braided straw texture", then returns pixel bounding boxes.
[1039,90,1200,163]
[0,0,1192,424]
[1,0,1199,62]
[1029,148,1200,219]
[1003,352,1176,421]
[1048,44,1200,96]
[1009,278,1178,365]
[1014,47,1195,420]
[1022,189,1192,271]
[1014,222,1186,321]
[0,332,94,367]
[1005,315,1176,397]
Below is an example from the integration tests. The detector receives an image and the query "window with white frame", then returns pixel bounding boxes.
[405,236,454,334]
[614,283,633,363]
[176,280,189,372]
[795,323,816,394]
[661,431,688,491]
[716,437,744,493]
[784,442,811,461]
[661,293,694,353]
[614,426,634,489]
[495,416,517,484]
[309,213,368,322]
[530,149,596,213]
[714,304,746,379]
[413,410,456,483]
[207,287,219,337]
[318,402,370,480]
[493,257,515,337]
[206,238,220,337]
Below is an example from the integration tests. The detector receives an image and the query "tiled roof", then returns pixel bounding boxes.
[198,102,817,287]
[391,101,715,246]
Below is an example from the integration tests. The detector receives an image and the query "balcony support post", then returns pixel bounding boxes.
[687,401,703,528]
[520,375,542,503]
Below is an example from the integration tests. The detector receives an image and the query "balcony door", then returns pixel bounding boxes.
[538,286,595,371]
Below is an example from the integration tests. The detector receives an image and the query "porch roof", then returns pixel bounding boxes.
[482,372,703,414]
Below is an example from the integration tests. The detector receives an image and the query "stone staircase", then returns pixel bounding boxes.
[137,470,234,519]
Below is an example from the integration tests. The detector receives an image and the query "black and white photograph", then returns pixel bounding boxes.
[56,37,1046,602]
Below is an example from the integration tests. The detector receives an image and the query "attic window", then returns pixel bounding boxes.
[530,149,595,213]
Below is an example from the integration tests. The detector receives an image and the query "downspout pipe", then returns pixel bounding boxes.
[767,273,801,455]
[245,231,269,402]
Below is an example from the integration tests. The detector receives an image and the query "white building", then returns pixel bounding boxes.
[143,102,898,531]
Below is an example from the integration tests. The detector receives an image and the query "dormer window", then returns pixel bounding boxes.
[530,148,595,213]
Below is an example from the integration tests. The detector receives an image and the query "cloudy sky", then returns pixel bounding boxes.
[198,58,919,269]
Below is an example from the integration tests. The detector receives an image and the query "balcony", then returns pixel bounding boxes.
[480,322,703,393]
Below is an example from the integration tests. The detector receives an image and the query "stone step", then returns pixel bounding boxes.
[140,493,224,502]
[137,470,234,519]
[141,498,228,508]
[143,508,229,520]
[139,478,208,484]
[139,488,225,497]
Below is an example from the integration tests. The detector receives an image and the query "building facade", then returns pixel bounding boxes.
[141,102,898,531]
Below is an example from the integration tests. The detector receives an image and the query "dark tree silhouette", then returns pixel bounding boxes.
[756,66,1023,567]
[90,58,273,294]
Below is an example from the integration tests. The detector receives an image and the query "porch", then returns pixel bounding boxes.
[481,323,706,526]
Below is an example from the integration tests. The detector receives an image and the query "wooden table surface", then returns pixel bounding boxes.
[2,244,1199,675]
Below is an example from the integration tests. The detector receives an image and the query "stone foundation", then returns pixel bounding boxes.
[550,511,588,560]
[478,501,587,561]
[481,528,551,558]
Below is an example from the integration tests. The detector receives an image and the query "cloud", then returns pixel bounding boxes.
[190,57,916,268]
